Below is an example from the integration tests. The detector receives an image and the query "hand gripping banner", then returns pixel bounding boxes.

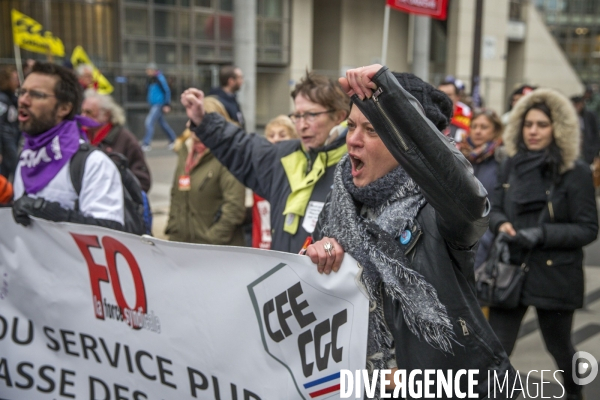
[0,210,368,399]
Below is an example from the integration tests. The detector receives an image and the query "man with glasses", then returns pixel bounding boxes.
[11,62,125,231]
[181,71,349,253]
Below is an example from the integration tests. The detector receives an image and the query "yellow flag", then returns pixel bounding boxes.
[71,46,114,95]
[11,9,65,57]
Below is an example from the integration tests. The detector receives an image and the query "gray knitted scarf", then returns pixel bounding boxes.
[321,155,455,389]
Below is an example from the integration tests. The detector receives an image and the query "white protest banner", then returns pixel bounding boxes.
[0,210,368,399]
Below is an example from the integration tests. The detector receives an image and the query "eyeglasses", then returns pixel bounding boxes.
[288,110,334,123]
[15,88,56,100]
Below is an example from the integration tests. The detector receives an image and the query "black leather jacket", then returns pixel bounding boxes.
[315,67,516,399]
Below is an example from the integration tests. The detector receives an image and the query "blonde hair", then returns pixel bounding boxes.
[173,96,236,152]
[205,96,237,125]
[265,115,298,140]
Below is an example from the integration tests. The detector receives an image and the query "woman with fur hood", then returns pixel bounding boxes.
[489,88,598,400]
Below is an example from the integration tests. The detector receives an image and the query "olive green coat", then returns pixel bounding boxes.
[166,145,246,246]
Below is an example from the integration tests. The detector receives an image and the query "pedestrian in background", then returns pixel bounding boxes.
[502,84,536,125]
[252,115,297,249]
[165,97,246,245]
[141,62,176,152]
[571,95,600,165]
[0,65,20,180]
[209,65,245,129]
[81,90,151,192]
[438,80,471,142]
[489,88,598,400]
[181,71,350,253]
[458,108,504,269]
[76,64,97,91]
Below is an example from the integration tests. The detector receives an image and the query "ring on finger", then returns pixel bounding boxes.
[324,242,333,257]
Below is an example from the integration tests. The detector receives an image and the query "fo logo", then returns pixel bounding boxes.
[71,234,147,329]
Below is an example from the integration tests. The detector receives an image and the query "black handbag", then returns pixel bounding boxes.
[475,234,530,309]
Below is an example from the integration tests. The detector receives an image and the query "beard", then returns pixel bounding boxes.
[19,105,59,136]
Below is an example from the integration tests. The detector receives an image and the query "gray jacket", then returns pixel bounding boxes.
[191,114,347,253]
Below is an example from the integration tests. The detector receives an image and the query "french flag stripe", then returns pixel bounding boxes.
[308,384,341,398]
[303,372,341,389]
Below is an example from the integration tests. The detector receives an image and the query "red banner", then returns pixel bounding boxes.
[386,0,448,20]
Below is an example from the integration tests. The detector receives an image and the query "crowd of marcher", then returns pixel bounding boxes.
[1,58,599,400]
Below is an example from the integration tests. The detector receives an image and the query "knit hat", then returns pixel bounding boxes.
[392,72,453,131]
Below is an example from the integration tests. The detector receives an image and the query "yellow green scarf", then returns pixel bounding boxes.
[281,144,347,234]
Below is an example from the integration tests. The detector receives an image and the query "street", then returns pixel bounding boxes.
[145,140,600,399]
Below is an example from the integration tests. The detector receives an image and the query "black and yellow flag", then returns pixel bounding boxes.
[71,46,114,94]
[11,9,65,57]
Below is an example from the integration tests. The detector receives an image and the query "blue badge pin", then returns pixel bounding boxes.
[400,229,412,245]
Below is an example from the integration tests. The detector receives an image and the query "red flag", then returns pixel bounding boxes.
[386,0,448,20]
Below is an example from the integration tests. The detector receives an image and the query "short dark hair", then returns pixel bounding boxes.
[290,71,350,119]
[438,81,458,95]
[30,62,82,120]
[0,65,16,92]
[219,65,239,87]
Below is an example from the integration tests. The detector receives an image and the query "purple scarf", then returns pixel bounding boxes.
[20,116,100,194]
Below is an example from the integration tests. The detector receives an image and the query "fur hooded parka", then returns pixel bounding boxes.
[490,88,598,310]
[504,88,580,173]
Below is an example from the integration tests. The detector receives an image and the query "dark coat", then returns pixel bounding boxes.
[472,155,500,268]
[490,88,599,310]
[95,125,152,192]
[191,113,347,253]
[580,109,600,164]
[315,67,516,398]
[166,145,246,245]
[0,90,19,178]
[489,159,598,309]
[208,88,245,129]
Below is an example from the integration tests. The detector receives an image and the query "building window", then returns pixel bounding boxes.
[257,0,289,65]
[123,41,150,64]
[125,8,149,36]
[154,10,178,38]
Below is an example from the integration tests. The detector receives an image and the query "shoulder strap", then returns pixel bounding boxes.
[70,143,95,196]
[501,156,517,185]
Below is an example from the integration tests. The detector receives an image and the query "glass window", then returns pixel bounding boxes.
[123,41,150,64]
[220,0,233,11]
[195,0,211,7]
[155,0,176,5]
[125,8,148,36]
[126,76,148,103]
[219,15,233,41]
[197,46,215,58]
[181,12,191,39]
[263,0,282,17]
[156,44,177,64]
[263,21,281,45]
[182,0,191,6]
[195,13,215,40]
[181,44,191,64]
[155,10,177,38]
[220,46,233,58]
[263,49,282,62]
[125,0,148,3]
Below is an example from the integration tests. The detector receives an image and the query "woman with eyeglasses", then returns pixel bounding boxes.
[458,108,504,269]
[181,71,349,253]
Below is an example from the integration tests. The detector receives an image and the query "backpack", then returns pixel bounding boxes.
[70,143,150,235]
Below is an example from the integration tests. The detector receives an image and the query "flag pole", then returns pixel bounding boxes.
[381,4,391,65]
[14,44,24,85]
